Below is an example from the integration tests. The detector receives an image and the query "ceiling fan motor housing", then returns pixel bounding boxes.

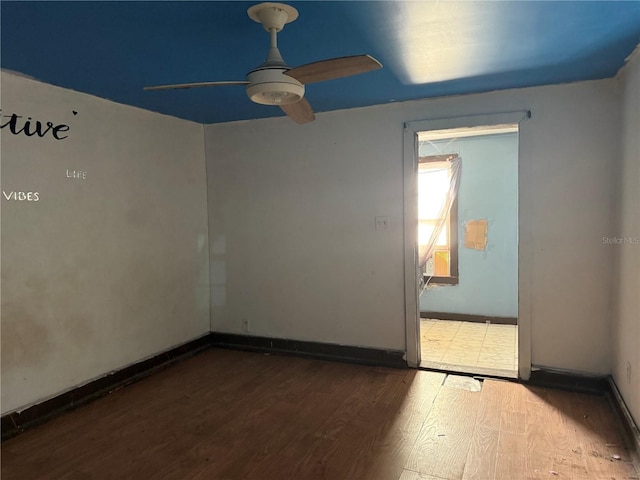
[246,68,305,105]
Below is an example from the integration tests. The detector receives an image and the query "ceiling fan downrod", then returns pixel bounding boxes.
[248,2,298,68]
[246,2,304,105]
[262,28,286,67]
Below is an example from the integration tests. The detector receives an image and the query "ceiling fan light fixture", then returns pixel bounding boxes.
[144,3,382,124]
[246,68,304,105]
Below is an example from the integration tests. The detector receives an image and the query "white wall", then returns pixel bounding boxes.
[611,49,640,426]
[0,72,210,414]
[0,66,632,417]
[205,114,407,349]
[419,133,519,317]
[205,78,618,375]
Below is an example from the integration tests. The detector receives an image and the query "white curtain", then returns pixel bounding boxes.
[418,157,462,288]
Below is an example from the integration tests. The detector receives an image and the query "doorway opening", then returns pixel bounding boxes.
[416,124,519,379]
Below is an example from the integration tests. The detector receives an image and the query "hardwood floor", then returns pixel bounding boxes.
[2,349,637,480]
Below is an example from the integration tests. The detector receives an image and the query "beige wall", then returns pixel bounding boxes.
[205,79,619,375]
[1,72,210,413]
[612,48,640,426]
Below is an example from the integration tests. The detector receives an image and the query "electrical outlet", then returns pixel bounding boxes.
[627,362,632,384]
[242,319,249,333]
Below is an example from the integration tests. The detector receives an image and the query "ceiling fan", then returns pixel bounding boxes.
[144,2,382,124]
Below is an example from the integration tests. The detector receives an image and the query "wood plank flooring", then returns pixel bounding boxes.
[2,349,637,480]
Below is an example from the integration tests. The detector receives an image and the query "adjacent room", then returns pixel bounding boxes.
[1,1,639,479]
[416,127,519,378]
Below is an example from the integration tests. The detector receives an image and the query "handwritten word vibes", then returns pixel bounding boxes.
[2,191,40,201]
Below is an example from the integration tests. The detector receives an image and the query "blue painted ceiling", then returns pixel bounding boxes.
[2,1,639,124]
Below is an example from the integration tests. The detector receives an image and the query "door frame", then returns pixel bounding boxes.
[402,111,532,380]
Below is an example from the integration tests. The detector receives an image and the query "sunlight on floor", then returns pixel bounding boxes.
[420,319,518,378]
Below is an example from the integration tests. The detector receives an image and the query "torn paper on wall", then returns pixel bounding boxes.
[465,219,488,250]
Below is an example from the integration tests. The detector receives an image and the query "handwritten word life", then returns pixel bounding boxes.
[66,169,87,180]
[0,109,74,140]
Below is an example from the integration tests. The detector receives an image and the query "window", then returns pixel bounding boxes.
[418,154,459,285]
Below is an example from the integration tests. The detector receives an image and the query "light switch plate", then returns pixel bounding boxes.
[375,216,390,230]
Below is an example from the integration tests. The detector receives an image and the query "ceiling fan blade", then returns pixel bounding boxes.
[144,81,249,91]
[285,55,382,85]
[280,98,315,124]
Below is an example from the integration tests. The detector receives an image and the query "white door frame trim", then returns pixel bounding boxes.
[402,111,532,380]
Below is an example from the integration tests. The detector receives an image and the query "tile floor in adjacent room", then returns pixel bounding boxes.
[420,318,518,378]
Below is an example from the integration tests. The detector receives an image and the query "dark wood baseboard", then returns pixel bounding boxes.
[420,311,517,325]
[5,329,636,468]
[209,333,407,370]
[1,334,212,442]
[608,377,640,471]
[2,333,406,442]
[524,367,609,395]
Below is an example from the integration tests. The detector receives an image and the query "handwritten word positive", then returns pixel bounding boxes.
[0,109,75,140]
